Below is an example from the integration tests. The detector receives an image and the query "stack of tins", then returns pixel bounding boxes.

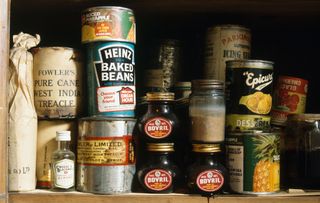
[32,47,83,189]
[225,60,281,194]
[79,6,137,194]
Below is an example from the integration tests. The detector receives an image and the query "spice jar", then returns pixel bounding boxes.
[189,80,225,143]
[137,143,181,193]
[138,92,179,143]
[186,144,228,196]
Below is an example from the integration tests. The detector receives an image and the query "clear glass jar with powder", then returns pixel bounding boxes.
[189,80,225,143]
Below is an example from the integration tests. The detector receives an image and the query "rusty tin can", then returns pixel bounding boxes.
[82,6,136,44]
[271,75,308,126]
[204,25,251,81]
[226,60,274,131]
[77,116,136,194]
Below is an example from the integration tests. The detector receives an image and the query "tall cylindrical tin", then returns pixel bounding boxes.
[204,25,251,81]
[86,41,135,117]
[81,6,136,44]
[32,47,84,119]
[226,60,273,131]
[77,117,136,194]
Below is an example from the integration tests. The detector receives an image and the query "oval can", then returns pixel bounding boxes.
[32,47,84,119]
[204,24,251,81]
[226,131,280,194]
[81,6,136,44]
[86,41,135,117]
[77,116,136,194]
[271,75,308,126]
[226,60,274,131]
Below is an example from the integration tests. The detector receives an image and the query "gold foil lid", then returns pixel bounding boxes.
[146,143,174,152]
[146,92,175,101]
[192,144,221,153]
[192,79,224,90]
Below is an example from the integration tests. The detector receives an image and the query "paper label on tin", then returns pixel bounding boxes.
[144,169,172,191]
[77,136,134,166]
[53,159,74,189]
[226,114,270,131]
[226,145,244,193]
[144,117,172,139]
[196,170,224,192]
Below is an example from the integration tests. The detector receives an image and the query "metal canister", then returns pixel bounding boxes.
[204,25,251,81]
[86,41,135,117]
[271,75,308,126]
[33,47,84,119]
[81,6,135,44]
[77,116,136,194]
[226,131,280,194]
[226,60,273,131]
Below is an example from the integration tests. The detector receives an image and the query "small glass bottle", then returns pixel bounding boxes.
[187,144,228,196]
[137,143,181,193]
[51,131,75,191]
[189,80,225,143]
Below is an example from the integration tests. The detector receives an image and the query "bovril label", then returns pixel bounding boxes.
[87,42,135,117]
[144,169,172,191]
[196,170,224,192]
[144,117,172,139]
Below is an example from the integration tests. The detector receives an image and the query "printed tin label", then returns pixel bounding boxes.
[144,169,172,191]
[196,170,224,192]
[144,117,172,139]
[87,42,135,117]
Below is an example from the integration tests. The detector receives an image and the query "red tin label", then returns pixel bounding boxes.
[196,170,224,192]
[144,117,172,139]
[144,169,172,191]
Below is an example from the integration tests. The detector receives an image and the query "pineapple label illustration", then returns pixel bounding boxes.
[226,132,280,193]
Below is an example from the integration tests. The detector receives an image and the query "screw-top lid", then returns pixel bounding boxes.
[146,92,175,101]
[192,144,221,153]
[146,143,174,152]
[191,80,224,91]
[56,131,71,141]
[174,81,191,89]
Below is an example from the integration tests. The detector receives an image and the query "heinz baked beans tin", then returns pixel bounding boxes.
[81,6,136,44]
[226,60,274,131]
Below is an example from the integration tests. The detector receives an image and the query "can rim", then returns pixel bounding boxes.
[207,24,250,31]
[226,59,274,69]
[227,130,277,136]
[287,114,320,122]
[82,6,134,13]
[79,116,137,122]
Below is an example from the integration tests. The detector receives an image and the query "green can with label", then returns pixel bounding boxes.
[226,131,280,194]
[226,60,274,131]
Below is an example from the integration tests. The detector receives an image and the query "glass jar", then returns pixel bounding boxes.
[137,143,181,193]
[189,80,225,143]
[186,144,228,196]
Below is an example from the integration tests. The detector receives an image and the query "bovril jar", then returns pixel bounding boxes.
[189,80,225,143]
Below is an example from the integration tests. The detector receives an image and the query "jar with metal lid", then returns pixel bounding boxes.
[186,144,228,196]
[137,143,181,193]
[189,80,225,143]
[284,114,320,189]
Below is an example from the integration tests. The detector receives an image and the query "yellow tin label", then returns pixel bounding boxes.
[226,114,270,131]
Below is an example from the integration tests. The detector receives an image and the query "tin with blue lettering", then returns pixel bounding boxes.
[86,41,135,117]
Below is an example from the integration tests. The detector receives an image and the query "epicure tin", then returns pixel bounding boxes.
[33,47,84,119]
[226,60,273,131]
[86,41,135,117]
[226,131,280,194]
[82,6,135,44]
[271,76,308,126]
[204,25,251,81]
[77,116,136,194]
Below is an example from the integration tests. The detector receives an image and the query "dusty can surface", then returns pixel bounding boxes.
[82,6,135,44]
[33,47,84,119]
[204,25,251,81]
[77,116,136,194]
[226,60,273,131]
[86,41,135,117]
[226,131,280,194]
[271,76,308,126]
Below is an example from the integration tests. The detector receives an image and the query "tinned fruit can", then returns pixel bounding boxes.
[204,24,251,81]
[271,76,308,126]
[226,131,280,194]
[226,60,273,131]
[81,6,135,44]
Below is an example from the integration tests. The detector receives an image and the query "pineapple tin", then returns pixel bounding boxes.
[226,130,280,194]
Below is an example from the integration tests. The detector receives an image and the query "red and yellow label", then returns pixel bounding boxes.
[144,117,172,139]
[77,136,134,166]
[196,170,224,192]
[144,169,172,191]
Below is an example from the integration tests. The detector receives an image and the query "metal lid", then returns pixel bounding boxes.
[207,24,250,31]
[192,144,221,153]
[192,79,224,90]
[287,114,320,122]
[146,143,174,152]
[82,6,134,13]
[146,92,175,101]
[174,81,191,89]
[56,131,71,141]
[226,59,274,70]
